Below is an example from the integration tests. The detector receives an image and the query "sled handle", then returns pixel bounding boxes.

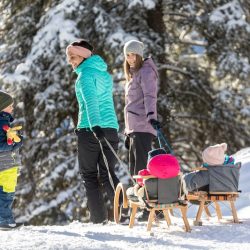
[156,128,174,155]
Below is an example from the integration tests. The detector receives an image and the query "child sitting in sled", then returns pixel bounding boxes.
[126,148,180,203]
[182,142,236,195]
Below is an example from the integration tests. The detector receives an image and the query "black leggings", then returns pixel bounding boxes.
[77,128,120,223]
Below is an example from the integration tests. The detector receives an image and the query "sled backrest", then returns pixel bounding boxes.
[207,162,241,192]
[134,175,180,204]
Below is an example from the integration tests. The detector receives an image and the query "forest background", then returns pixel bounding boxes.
[0,0,249,225]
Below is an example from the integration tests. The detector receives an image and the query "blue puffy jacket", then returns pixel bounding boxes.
[74,55,119,130]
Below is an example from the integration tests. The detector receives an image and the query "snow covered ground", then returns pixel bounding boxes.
[1,148,250,250]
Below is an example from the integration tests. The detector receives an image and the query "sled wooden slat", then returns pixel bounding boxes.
[133,175,157,179]
[186,191,240,225]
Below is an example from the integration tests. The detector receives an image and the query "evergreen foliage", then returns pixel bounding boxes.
[0,0,249,224]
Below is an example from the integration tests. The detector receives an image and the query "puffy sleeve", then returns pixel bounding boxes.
[78,70,101,128]
[140,66,158,121]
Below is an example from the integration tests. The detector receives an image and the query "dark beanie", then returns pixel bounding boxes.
[0,91,13,111]
[71,39,94,52]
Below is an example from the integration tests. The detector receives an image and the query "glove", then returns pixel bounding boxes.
[92,126,105,141]
[149,119,161,129]
[124,135,130,150]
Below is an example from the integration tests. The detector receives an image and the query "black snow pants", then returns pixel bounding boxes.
[128,132,154,176]
[77,128,120,223]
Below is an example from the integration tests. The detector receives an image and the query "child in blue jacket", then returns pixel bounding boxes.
[0,91,23,229]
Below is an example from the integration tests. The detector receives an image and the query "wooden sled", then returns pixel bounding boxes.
[187,191,240,226]
[114,175,191,233]
[185,166,241,225]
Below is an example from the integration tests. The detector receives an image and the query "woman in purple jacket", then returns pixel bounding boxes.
[123,40,160,177]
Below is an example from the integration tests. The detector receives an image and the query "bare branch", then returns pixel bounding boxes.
[0,59,10,66]
[158,64,193,77]
[179,29,208,46]
[179,39,208,46]
[173,90,212,106]
[164,12,192,18]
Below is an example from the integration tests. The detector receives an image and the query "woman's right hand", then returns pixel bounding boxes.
[149,119,161,129]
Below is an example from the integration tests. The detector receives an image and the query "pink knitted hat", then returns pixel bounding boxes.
[66,45,92,59]
[202,143,227,166]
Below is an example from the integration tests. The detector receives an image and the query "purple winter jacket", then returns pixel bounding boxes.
[124,58,158,136]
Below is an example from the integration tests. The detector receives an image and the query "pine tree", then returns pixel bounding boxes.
[1,0,90,224]
[0,0,167,224]
[160,0,250,167]
[0,0,249,224]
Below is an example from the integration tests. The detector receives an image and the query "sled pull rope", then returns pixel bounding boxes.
[156,128,174,155]
[98,140,116,191]
[104,138,152,209]
[104,138,136,185]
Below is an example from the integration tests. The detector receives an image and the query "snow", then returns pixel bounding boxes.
[241,106,250,116]
[17,187,79,223]
[0,72,30,86]
[217,52,250,79]
[1,148,250,250]
[0,0,80,86]
[209,0,250,33]
[30,0,81,59]
[128,0,156,9]
[208,0,250,80]
[0,0,250,248]
[107,29,127,49]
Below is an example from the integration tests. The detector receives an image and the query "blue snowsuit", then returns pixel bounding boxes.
[0,111,22,225]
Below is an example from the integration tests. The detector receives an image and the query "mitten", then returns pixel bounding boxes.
[149,119,161,129]
[137,169,151,186]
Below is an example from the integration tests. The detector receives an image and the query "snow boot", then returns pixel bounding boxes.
[0,222,23,230]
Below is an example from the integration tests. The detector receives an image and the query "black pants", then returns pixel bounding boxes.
[77,128,120,223]
[129,132,154,176]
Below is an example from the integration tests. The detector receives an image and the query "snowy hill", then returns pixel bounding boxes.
[1,148,250,250]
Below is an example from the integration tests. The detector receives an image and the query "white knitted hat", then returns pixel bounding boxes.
[123,40,144,57]
[202,143,227,166]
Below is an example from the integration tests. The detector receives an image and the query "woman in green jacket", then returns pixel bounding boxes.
[66,40,120,224]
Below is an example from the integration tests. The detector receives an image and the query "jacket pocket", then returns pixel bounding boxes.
[127,110,140,116]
